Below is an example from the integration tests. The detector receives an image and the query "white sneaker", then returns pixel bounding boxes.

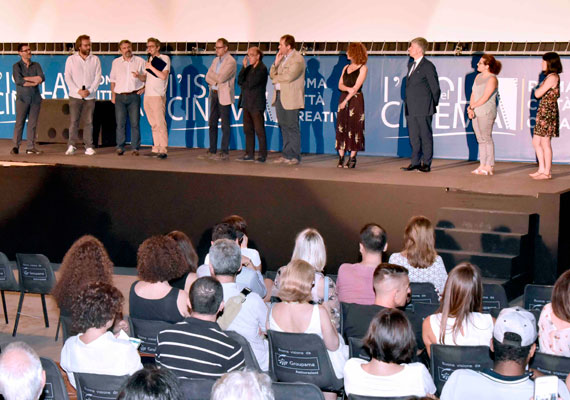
[65,145,76,155]
[85,148,96,156]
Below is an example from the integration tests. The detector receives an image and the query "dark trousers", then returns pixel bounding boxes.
[274,92,301,161]
[12,100,41,149]
[208,91,231,154]
[115,93,141,150]
[68,97,96,148]
[243,108,267,158]
[406,115,434,166]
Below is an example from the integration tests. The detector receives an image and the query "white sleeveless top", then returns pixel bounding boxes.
[430,312,493,346]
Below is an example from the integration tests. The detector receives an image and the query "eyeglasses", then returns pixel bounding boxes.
[215,46,225,49]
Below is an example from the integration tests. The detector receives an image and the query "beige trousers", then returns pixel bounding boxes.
[144,96,168,153]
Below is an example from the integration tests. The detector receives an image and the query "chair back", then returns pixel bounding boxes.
[482,283,508,317]
[273,382,325,400]
[75,372,128,400]
[129,316,174,354]
[15,253,56,294]
[0,252,18,291]
[530,352,570,380]
[348,337,370,361]
[407,282,439,307]
[404,302,439,350]
[179,378,215,400]
[430,344,493,394]
[524,284,553,312]
[225,330,261,371]
[60,314,77,343]
[267,330,343,392]
[40,357,69,400]
[348,395,411,400]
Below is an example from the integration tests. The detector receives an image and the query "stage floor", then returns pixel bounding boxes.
[1,140,570,197]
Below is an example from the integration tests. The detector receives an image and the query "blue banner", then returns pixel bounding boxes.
[0,54,568,162]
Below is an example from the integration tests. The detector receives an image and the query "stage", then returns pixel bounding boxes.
[0,140,568,288]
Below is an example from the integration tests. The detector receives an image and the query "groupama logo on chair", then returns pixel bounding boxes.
[276,349,320,373]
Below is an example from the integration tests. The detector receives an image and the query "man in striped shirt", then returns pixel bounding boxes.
[156,276,245,379]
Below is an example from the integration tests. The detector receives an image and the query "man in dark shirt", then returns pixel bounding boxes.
[11,43,45,155]
[156,276,245,379]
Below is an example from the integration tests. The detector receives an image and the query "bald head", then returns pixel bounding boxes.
[373,263,410,308]
[0,342,46,400]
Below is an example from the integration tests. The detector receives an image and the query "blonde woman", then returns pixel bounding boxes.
[389,216,447,296]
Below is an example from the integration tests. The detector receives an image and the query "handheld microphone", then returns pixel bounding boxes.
[81,85,86,101]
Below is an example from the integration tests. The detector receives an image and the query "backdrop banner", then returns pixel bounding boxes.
[0,54,568,162]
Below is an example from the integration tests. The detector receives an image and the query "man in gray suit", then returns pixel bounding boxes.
[402,37,441,173]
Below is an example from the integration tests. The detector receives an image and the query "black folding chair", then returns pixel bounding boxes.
[40,357,70,400]
[267,330,344,393]
[429,344,493,395]
[530,352,570,381]
[407,282,439,307]
[273,382,325,400]
[348,336,371,361]
[348,395,411,400]
[524,284,553,312]
[55,313,76,343]
[129,316,174,354]
[179,378,215,400]
[404,302,439,351]
[0,252,19,324]
[13,253,57,336]
[482,283,508,318]
[75,372,129,400]
[225,330,262,371]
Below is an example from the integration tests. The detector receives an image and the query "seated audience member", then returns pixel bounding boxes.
[211,371,274,400]
[117,366,183,400]
[441,307,570,400]
[198,223,266,297]
[343,263,410,340]
[337,223,387,304]
[539,269,570,356]
[389,216,447,296]
[422,262,493,356]
[167,230,199,293]
[130,235,190,323]
[222,214,262,270]
[60,281,142,388]
[52,235,114,316]
[344,308,436,397]
[273,228,341,328]
[208,239,269,371]
[269,259,348,396]
[0,342,46,400]
[156,276,245,378]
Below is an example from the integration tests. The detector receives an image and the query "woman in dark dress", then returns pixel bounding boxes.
[336,42,368,168]
[530,52,563,180]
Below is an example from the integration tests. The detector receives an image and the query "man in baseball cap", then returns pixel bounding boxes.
[441,307,570,400]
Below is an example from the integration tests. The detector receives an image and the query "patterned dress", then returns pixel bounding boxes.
[336,65,365,151]
[534,73,560,137]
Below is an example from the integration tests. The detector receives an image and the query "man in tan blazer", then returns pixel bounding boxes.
[270,34,305,165]
[202,38,237,160]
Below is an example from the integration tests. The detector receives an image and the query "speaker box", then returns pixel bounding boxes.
[36,99,116,147]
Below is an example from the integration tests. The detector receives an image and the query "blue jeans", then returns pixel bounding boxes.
[115,93,141,150]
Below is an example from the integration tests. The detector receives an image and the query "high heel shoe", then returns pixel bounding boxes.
[345,156,357,169]
[337,155,345,168]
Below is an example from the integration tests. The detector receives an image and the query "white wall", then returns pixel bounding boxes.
[1,0,569,42]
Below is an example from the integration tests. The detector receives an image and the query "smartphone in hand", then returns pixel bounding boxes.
[534,375,559,400]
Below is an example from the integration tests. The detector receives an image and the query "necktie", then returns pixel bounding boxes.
[408,62,417,77]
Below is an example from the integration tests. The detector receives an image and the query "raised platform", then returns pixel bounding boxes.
[0,140,568,286]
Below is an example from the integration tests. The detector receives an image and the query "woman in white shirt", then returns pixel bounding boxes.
[343,308,436,398]
[61,281,142,388]
[422,262,494,356]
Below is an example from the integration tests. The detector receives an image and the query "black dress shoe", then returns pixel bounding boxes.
[10,147,19,155]
[236,155,254,162]
[419,164,431,172]
[255,157,266,163]
[156,153,167,159]
[401,164,420,171]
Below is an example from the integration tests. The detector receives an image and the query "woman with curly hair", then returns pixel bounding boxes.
[130,235,190,323]
[389,216,448,296]
[335,42,368,168]
[51,235,114,316]
[60,281,142,388]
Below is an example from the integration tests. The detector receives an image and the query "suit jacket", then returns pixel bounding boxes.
[270,50,305,110]
[238,62,268,111]
[404,57,441,116]
[206,54,237,106]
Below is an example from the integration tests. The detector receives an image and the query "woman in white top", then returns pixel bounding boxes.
[344,308,436,398]
[389,216,448,296]
[538,269,570,356]
[422,262,494,356]
[268,259,348,400]
[61,281,142,388]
